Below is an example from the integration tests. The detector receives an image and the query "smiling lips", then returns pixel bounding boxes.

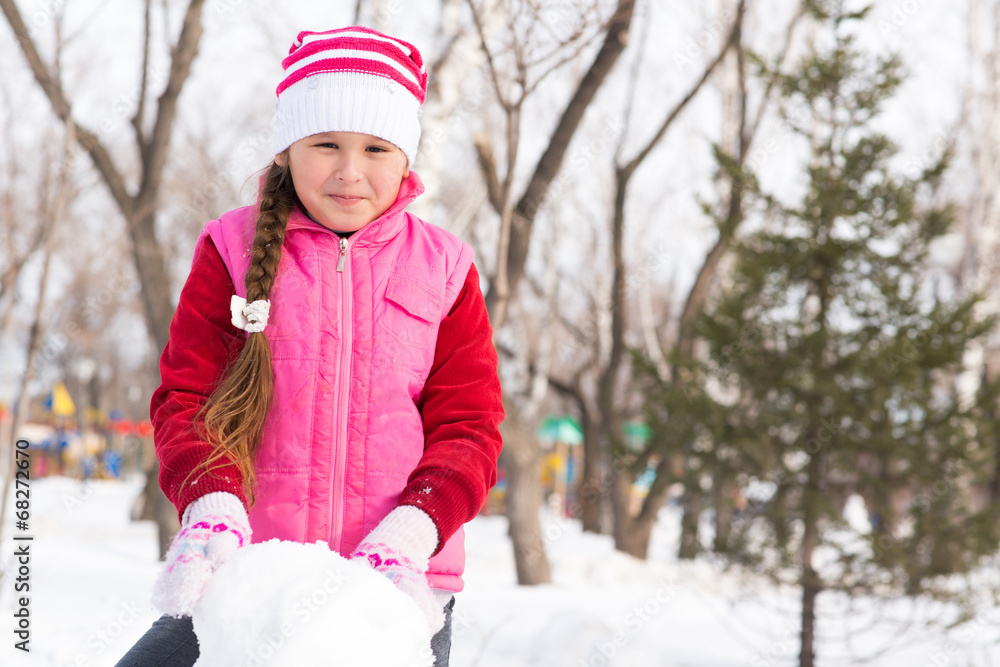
[330,194,365,206]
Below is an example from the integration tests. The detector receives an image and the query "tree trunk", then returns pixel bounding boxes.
[798,451,823,667]
[135,460,180,559]
[604,2,745,558]
[611,468,667,558]
[713,474,734,553]
[498,393,551,585]
[577,412,604,533]
[470,1,636,579]
[611,463,632,548]
[678,485,702,560]
[799,560,819,667]
[130,210,176,353]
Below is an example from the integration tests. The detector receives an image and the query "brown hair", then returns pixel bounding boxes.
[184,158,296,505]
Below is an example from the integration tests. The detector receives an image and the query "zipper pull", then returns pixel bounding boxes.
[337,237,348,272]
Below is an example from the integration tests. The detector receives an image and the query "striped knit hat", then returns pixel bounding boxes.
[272,27,427,166]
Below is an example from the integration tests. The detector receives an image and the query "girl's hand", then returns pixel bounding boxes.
[350,506,445,634]
[152,492,251,617]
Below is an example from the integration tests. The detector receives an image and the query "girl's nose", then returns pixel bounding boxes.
[334,151,362,182]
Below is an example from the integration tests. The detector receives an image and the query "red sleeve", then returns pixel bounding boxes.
[399,263,505,554]
[151,235,248,521]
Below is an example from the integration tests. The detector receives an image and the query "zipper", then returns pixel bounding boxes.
[336,237,348,272]
[330,234,352,552]
[323,191,416,548]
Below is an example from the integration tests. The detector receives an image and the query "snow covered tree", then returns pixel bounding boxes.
[640,2,1000,666]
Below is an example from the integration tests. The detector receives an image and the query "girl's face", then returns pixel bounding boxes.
[277,131,409,233]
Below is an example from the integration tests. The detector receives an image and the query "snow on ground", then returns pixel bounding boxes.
[0,476,998,667]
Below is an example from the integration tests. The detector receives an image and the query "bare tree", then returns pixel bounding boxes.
[959,0,1000,502]
[534,0,803,556]
[661,3,805,560]
[0,116,77,555]
[467,0,637,584]
[1,0,208,556]
[596,1,746,557]
[411,0,488,220]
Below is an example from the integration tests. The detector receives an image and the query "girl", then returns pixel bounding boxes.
[116,26,504,667]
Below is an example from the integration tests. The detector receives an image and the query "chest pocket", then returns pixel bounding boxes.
[378,273,443,351]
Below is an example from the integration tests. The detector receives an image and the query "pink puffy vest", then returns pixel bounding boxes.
[197,173,474,591]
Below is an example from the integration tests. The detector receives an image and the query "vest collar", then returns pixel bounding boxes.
[285,171,425,247]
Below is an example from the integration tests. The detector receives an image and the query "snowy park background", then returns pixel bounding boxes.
[2,476,1000,666]
[4,0,1000,665]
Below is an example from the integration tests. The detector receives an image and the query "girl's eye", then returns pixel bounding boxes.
[317,142,338,149]
[366,146,388,153]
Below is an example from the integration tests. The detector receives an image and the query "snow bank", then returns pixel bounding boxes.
[191,540,433,667]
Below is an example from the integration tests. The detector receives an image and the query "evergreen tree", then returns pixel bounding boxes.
[638,2,1000,665]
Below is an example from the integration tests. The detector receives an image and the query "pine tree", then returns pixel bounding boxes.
[638,2,1000,666]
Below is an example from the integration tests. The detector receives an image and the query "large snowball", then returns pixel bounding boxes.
[191,539,433,667]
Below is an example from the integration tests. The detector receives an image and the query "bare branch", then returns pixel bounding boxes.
[466,0,509,110]
[0,0,132,213]
[133,0,153,161]
[514,0,635,221]
[674,4,805,364]
[621,0,746,177]
[474,133,504,214]
[0,0,71,118]
[485,0,636,325]
[522,25,607,98]
[521,1,610,98]
[614,0,652,170]
[424,32,461,104]
[60,0,115,47]
[744,6,806,155]
[136,0,206,216]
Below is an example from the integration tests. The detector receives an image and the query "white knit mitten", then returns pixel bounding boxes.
[350,506,445,634]
[152,492,251,617]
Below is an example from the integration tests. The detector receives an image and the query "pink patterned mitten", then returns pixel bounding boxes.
[152,492,251,617]
[350,506,445,634]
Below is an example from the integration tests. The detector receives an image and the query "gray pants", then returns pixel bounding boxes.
[115,597,455,666]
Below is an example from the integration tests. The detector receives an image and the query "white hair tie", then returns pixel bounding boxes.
[230,295,271,333]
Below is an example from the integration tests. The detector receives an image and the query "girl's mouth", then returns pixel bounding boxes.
[330,194,364,206]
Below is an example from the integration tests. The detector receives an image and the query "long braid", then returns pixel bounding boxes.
[185,159,296,506]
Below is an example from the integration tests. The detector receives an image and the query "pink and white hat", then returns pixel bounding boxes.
[272,27,427,166]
